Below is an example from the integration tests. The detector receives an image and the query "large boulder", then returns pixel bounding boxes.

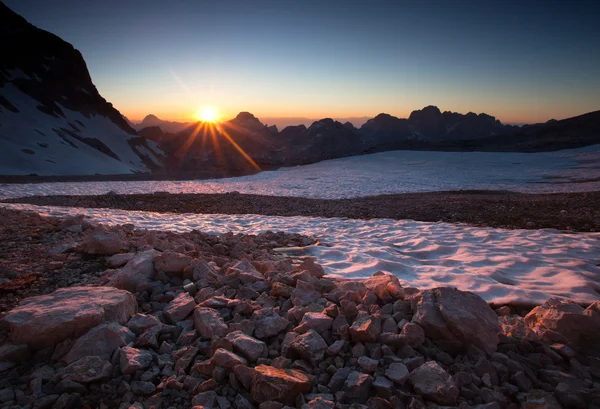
[80,230,123,255]
[154,251,193,275]
[194,307,229,339]
[251,365,312,404]
[3,286,137,349]
[411,287,499,354]
[63,322,135,364]
[524,298,600,354]
[408,361,459,406]
[104,250,159,292]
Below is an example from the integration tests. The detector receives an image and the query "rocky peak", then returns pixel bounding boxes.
[229,112,268,133]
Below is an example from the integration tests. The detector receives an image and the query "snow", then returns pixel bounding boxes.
[1,143,599,199]
[0,83,159,176]
[3,202,599,306]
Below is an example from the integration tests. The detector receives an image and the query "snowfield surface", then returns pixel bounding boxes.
[0,83,162,175]
[3,203,600,306]
[1,143,600,199]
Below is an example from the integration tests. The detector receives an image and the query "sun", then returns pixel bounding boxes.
[196,107,218,123]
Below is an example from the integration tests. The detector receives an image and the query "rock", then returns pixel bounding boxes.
[304,397,334,409]
[343,371,373,403]
[524,298,600,354]
[350,312,381,343]
[131,381,156,395]
[291,282,321,307]
[372,376,394,398]
[55,379,88,394]
[63,322,135,364]
[4,286,136,349]
[363,272,404,303]
[63,356,113,383]
[289,329,328,362]
[154,251,193,274]
[126,314,161,335]
[104,250,159,292]
[401,323,425,348]
[225,330,268,362]
[521,389,562,409]
[80,230,123,255]
[120,346,153,375]
[164,293,196,323]
[328,367,351,393]
[231,259,265,284]
[194,307,229,339]
[212,348,248,368]
[192,390,218,408]
[297,259,325,278]
[385,363,409,385]
[0,343,30,362]
[326,340,345,356]
[411,287,499,354]
[358,356,379,373]
[253,308,290,339]
[251,365,312,404]
[408,361,458,406]
[294,312,333,333]
[234,393,254,409]
[106,253,135,268]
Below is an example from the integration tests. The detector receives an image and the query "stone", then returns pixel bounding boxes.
[350,312,381,343]
[194,307,229,339]
[408,361,459,406]
[164,293,196,323]
[104,250,159,292]
[289,329,328,362]
[344,371,373,403]
[251,365,312,404]
[328,367,351,394]
[385,363,409,385]
[225,330,268,362]
[401,323,425,348]
[363,272,404,304]
[192,390,218,408]
[106,253,135,268]
[291,283,321,307]
[131,381,156,395]
[357,356,379,373]
[294,312,333,333]
[231,259,265,284]
[521,389,562,409]
[253,308,290,339]
[55,379,88,394]
[411,287,500,355]
[372,376,394,398]
[212,348,248,368]
[63,322,134,364]
[326,340,345,356]
[120,346,153,375]
[234,393,254,409]
[126,314,161,335]
[524,298,600,354]
[297,259,325,279]
[80,230,123,255]
[63,356,113,383]
[4,286,136,349]
[155,251,193,274]
[0,343,30,362]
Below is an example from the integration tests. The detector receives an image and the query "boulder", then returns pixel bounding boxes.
[0,343,30,362]
[164,293,196,323]
[385,363,409,385]
[211,348,248,368]
[289,329,328,362]
[524,298,600,354]
[294,312,333,333]
[80,230,123,255]
[104,250,159,292]
[120,346,153,375]
[297,258,325,279]
[350,312,381,343]
[343,371,373,403]
[126,314,161,335]
[63,356,113,383]
[251,365,312,404]
[411,287,499,354]
[194,307,229,339]
[363,272,404,303]
[154,251,193,274]
[3,286,136,349]
[63,322,135,364]
[408,361,458,406]
[253,308,290,339]
[225,330,268,362]
[106,253,135,268]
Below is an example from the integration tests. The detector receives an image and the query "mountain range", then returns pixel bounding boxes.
[1,2,599,177]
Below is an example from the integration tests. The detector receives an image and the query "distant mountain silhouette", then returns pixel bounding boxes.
[134,114,192,133]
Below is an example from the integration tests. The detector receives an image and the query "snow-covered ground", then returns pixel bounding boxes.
[3,203,599,306]
[1,143,599,199]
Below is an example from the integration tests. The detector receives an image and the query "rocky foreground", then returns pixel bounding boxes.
[1,209,600,409]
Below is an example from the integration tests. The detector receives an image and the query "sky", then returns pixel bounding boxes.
[5,0,600,124]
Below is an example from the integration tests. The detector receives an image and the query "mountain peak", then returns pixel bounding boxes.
[143,114,160,122]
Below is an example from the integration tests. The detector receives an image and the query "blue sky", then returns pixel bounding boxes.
[5,0,600,123]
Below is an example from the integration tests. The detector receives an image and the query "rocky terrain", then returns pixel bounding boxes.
[1,208,600,409]
[7,190,600,232]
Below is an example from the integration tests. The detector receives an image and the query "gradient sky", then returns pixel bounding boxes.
[5,0,600,124]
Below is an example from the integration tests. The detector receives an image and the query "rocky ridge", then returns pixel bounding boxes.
[1,209,600,408]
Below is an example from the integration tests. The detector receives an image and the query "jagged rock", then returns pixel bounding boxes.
[63,322,135,364]
[106,253,135,268]
[350,312,381,343]
[343,371,373,403]
[104,250,159,291]
[294,312,333,333]
[363,272,404,303]
[3,286,136,348]
[357,356,379,373]
[251,365,312,404]
[521,389,562,409]
[401,323,425,348]
[303,397,334,409]
[63,356,113,383]
[253,308,290,339]
[164,293,196,323]
[225,331,268,362]
[411,287,499,354]
[524,298,600,354]
[408,361,458,406]
[154,251,193,274]
[385,363,409,385]
[289,329,328,362]
[0,343,30,362]
[120,346,153,375]
[212,348,248,368]
[194,307,229,339]
[80,230,123,255]
[126,314,161,335]
[297,259,325,279]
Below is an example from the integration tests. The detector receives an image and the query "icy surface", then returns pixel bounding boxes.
[4,203,599,306]
[1,144,600,199]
